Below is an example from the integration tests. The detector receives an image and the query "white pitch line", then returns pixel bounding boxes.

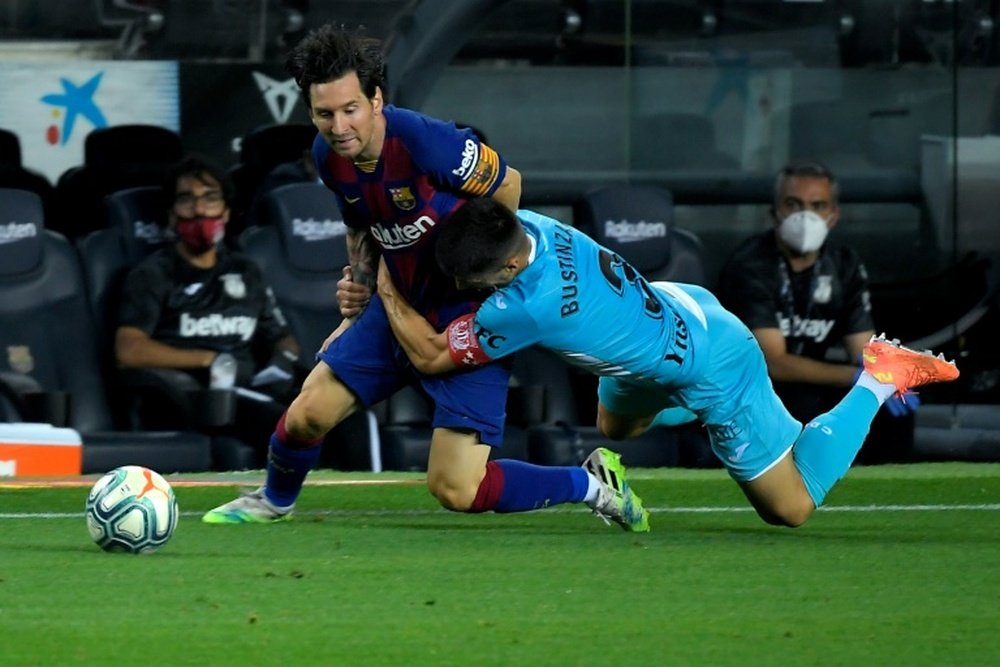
[3,503,999,520]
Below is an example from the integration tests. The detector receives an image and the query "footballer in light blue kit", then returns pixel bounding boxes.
[377,199,959,527]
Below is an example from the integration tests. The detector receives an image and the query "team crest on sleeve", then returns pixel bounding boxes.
[449,317,472,352]
[221,273,247,299]
[446,314,491,366]
[388,186,417,211]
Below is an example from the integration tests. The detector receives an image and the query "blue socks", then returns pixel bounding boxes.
[792,386,881,506]
[263,434,322,507]
[493,459,590,513]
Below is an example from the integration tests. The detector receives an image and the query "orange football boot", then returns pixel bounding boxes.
[862,334,960,395]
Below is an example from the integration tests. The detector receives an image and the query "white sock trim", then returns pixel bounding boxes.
[855,371,897,404]
[583,471,600,505]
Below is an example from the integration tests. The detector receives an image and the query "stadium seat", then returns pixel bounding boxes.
[228,123,317,236]
[51,124,183,240]
[0,188,212,473]
[240,182,380,471]
[77,186,169,344]
[0,128,57,224]
[576,184,708,285]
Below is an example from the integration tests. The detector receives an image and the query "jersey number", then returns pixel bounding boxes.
[597,250,663,320]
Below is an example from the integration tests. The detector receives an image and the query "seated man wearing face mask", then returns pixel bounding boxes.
[717,159,916,462]
[115,155,302,467]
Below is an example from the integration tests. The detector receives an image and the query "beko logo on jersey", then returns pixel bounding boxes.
[0,222,37,244]
[180,313,257,341]
[292,217,346,242]
[603,219,667,243]
[371,215,436,249]
[451,139,479,179]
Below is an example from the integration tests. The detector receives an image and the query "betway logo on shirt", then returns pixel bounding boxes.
[0,222,37,244]
[292,217,346,242]
[451,139,479,179]
[371,215,436,249]
[180,313,257,342]
[778,314,835,343]
[603,219,667,243]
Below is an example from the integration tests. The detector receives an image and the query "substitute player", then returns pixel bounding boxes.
[376,198,959,527]
[203,25,648,531]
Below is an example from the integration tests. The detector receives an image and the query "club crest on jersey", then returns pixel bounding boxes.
[813,275,833,303]
[470,162,495,187]
[388,186,416,211]
[221,273,246,299]
[6,345,33,373]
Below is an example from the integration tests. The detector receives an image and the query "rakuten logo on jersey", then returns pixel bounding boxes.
[371,215,436,249]
[0,222,37,244]
[180,313,257,342]
[604,219,667,243]
[292,217,346,242]
[451,139,479,179]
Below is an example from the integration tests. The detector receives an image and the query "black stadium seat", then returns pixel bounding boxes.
[52,124,183,239]
[228,123,317,236]
[0,188,211,473]
[576,185,708,286]
[240,182,349,356]
[77,186,169,345]
[0,128,57,225]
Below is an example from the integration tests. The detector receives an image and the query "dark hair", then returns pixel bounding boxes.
[285,24,386,108]
[163,154,234,207]
[436,198,523,278]
[775,158,839,205]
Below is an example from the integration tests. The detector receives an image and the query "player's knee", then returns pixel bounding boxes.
[426,477,477,512]
[759,499,814,528]
[596,413,631,441]
[285,393,332,441]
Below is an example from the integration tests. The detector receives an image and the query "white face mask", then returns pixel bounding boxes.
[777,210,829,254]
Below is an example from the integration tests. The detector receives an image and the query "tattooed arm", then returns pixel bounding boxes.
[323,227,379,351]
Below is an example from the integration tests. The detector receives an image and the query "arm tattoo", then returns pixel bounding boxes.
[346,228,378,291]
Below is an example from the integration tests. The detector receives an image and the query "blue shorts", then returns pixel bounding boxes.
[317,294,511,447]
[598,283,803,482]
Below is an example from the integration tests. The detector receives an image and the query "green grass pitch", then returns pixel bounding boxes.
[1,463,998,666]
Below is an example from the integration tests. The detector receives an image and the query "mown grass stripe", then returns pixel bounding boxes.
[4,503,998,520]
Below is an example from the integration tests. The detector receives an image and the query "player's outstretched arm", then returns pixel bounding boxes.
[377,258,459,375]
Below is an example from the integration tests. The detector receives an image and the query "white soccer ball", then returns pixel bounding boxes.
[85,465,178,554]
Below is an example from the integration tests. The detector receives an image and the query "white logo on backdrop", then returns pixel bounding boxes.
[252,72,300,124]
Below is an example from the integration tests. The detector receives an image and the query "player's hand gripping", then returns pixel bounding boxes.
[336,265,372,318]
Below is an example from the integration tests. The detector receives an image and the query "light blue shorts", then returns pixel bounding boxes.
[598,283,803,482]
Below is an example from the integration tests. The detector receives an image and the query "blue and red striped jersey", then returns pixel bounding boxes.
[313,105,508,328]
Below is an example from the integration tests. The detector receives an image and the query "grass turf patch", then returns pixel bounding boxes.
[0,463,998,666]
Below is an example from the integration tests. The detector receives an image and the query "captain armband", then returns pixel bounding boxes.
[446,314,492,367]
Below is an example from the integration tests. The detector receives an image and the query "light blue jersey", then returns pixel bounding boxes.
[468,210,708,388]
[446,210,803,482]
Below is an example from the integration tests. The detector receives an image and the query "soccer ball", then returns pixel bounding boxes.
[85,465,178,554]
